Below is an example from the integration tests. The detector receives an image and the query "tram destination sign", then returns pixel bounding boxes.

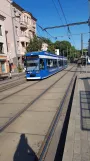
[26,55,39,59]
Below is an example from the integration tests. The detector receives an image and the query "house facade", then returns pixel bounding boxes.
[0,0,37,73]
[0,14,9,73]
[12,2,37,68]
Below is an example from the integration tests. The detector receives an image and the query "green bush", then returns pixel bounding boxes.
[17,64,22,73]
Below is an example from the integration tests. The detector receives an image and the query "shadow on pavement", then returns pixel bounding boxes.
[13,134,38,161]
[79,77,90,80]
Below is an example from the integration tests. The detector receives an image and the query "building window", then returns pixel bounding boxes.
[17,41,19,48]
[19,14,21,22]
[0,43,4,53]
[21,42,25,47]
[5,31,8,52]
[15,26,18,36]
[26,42,28,47]
[24,16,26,22]
[0,25,2,36]
[28,30,31,38]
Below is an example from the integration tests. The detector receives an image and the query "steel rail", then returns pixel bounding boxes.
[0,78,26,92]
[0,66,75,133]
[0,74,25,86]
[0,80,39,101]
[0,68,67,92]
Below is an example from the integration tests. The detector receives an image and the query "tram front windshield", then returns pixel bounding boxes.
[26,59,39,71]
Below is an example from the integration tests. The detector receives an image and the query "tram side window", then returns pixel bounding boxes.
[40,59,44,69]
[50,59,53,67]
[46,59,53,68]
[53,59,57,67]
[65,60,67,65]
[46,59,50,68]
[58,60,62,66]
[47,59,58,68]
[58,60,60,67]
[61,60,63,66]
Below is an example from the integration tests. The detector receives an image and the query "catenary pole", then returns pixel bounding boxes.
[88,0,90,56]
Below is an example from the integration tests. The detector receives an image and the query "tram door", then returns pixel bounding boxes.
[40,59,46,77]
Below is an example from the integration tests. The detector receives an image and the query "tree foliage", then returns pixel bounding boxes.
[26,35,81,61]
[26,35,42,52]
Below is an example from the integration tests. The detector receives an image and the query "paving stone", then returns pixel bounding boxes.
[40,92,63,100]
[4,111,55,135]
[27,99,60,112]
[0,118,11,127]
[0,96,35,104]
[62,152,73,161]
[0,132,44,161]
[81,153,90,161]
[74,140,81,154]
[81,140,89,153]
[63,70,90,161]
[75,132,80,141]
[73,153,81,161]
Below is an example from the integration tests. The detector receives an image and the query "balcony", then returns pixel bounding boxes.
[20,21,27,29]
[33,24,36,28]
[20,33,30,42]
[29,26,35,32]
[0,52,4,55]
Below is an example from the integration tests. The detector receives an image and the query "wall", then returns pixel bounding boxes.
[0,0,16,61]
[0,16,7,55]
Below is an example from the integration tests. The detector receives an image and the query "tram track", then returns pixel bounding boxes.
[0,66,73,101]
[0,66,73,93]
[0,69,65,93]
[0,66,76,133]
[0,77,26,92]
[0,80,39,101]
[0,74,25,86]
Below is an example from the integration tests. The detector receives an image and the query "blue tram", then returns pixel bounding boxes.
[25,51,67,80]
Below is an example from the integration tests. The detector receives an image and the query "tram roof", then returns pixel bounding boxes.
[26,51,67,59]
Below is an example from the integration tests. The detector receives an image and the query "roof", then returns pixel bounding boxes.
[26,51,67,59]
[12,2,24,11]
[22,11,37,21]
[12,1,37,21]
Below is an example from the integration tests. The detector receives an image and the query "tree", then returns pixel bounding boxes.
[40,37,52,45]
[26,35,42,52]
[54,40,71,56]
[26,35,79,61]
[48,43,55,53]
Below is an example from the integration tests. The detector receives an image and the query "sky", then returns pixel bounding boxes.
[14,0,89,50]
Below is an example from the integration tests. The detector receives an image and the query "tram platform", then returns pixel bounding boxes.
[62,66,90,161]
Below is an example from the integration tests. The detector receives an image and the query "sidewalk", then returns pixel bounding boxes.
[0,71,25,85]
[10,71,25,77]
[0,71,25,78]
[62,66,90,161]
